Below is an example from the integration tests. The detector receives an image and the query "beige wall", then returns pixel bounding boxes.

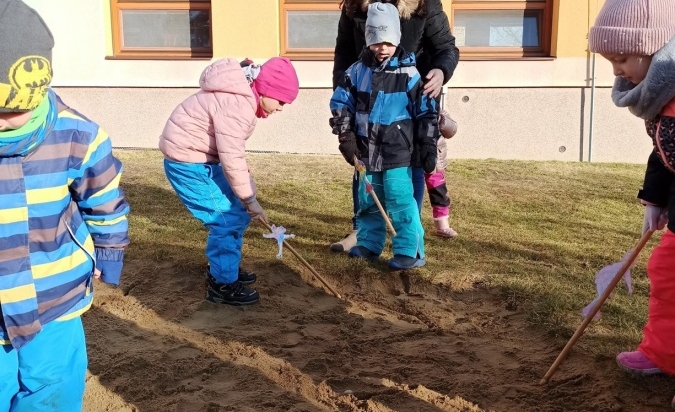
[53,87,652,164]
[212,0,279,57]
[25,0,617,89]
[38,0,649,164]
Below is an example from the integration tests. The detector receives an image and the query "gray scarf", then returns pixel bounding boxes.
[611,36,675,120]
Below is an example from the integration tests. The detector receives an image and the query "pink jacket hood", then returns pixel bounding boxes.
[200,58,253,95]
[159,58,259,200]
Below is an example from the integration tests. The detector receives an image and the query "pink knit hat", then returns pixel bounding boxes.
[253,57,299,104]
[589,0,675,55]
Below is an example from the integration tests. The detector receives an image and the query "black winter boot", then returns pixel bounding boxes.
[237,268,257,285]
[205,265,257,285]
[206,274,259,306]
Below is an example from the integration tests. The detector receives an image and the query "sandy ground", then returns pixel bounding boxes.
[79,255,674,412]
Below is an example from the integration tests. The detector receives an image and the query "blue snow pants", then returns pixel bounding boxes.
[356,166,425,258]
[352,167,425,229]
[0,317,87,412]
[164,160,251,284]
[411,166,425,213]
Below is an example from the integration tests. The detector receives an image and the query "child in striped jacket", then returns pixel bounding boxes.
[0,1,130,411]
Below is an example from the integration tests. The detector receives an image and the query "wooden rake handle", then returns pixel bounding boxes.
[260,220,342,299]
[539,230,654,385]
[353,155,397,236]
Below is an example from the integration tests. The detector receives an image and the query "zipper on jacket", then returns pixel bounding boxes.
[397,124,412,151]
[64,218,97,271]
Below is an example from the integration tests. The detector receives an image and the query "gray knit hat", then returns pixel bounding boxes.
[589,0,675,55]
[0,0,54,112]
[365,2,401,47]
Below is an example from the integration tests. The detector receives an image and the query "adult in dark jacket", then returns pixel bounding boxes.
[330,0,460,252]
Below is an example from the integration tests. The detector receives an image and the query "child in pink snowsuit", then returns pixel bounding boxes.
[589,2,675,405]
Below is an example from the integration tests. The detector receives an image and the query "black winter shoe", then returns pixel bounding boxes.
[205,265,257,285]
[206,275,259,306]
[237,268,257,285]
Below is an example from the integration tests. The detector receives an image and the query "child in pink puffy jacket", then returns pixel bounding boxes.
[159,57,299,306]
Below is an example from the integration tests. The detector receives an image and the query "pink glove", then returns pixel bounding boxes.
[642,204,668,235]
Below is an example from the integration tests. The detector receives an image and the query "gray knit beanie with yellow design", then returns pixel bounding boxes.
[0,0,54,113]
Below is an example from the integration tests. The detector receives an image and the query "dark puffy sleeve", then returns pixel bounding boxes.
[333,7,359,90]
[422,0,459,84]
[638,150,674,207]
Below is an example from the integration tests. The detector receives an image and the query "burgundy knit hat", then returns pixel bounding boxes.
[589,0,675,55]
[253,57,299,104]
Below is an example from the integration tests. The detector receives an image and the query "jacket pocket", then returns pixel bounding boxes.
[397,124,412,152]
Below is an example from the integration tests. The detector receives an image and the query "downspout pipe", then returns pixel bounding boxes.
[588,52,596,162]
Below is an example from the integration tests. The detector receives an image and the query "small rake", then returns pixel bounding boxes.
[540,230,653,384]
[259,220,342,300]
[353,155,396,236]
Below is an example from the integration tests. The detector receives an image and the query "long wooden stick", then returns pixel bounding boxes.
[354,155,397,236]
[260,220,342,299]
[539,230,654,385]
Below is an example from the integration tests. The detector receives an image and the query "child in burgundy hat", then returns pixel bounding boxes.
[159,57,299,306]
[589,0,675,387]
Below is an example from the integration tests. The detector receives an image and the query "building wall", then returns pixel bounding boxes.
[32,0,652,164]
[27,0,613,88]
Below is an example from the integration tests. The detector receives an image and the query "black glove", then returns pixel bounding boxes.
[419,141,437,173]
[338,132,361,166]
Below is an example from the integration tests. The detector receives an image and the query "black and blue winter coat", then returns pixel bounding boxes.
[330,47,439,172]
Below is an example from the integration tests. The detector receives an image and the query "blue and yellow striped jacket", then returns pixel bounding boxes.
[0,90,130,349]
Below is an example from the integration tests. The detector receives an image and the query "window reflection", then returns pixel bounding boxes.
[121,10,211,49]
[454,10,540,48]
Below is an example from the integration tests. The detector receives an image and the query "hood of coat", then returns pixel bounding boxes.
[360,0,420,19]
[199,58,254,99]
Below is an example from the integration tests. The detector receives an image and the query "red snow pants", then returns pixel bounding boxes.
[638,229,675,375]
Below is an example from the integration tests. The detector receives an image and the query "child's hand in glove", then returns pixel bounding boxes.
[419,141,438,173]
[338,132,360,165]
[244,197,268,223]
[642,203,668,235]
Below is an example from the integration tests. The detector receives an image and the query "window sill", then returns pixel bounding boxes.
[459,56,556,62]
[283,56,335,61]
[105,56,213,61]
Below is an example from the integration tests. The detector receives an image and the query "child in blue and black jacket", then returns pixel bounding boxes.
[330,2,439,270]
